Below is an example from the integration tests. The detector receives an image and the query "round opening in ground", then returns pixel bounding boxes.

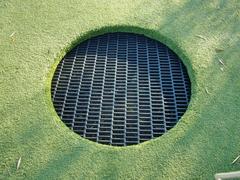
[51,32,191,146]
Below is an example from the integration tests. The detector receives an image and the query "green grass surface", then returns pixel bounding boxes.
[0,0,240,179]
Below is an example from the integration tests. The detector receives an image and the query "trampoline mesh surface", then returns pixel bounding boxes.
[51,32,191,146]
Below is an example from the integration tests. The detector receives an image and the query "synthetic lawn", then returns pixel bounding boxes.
[0,0,240,179]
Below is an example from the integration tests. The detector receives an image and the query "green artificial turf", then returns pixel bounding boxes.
[0,0,240,179]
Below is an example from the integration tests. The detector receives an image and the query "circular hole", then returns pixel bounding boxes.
[51,32,191,146]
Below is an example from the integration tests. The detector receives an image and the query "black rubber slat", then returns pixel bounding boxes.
[51,32,191,146]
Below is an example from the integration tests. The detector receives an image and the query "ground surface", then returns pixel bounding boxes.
[0,0,239,179]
